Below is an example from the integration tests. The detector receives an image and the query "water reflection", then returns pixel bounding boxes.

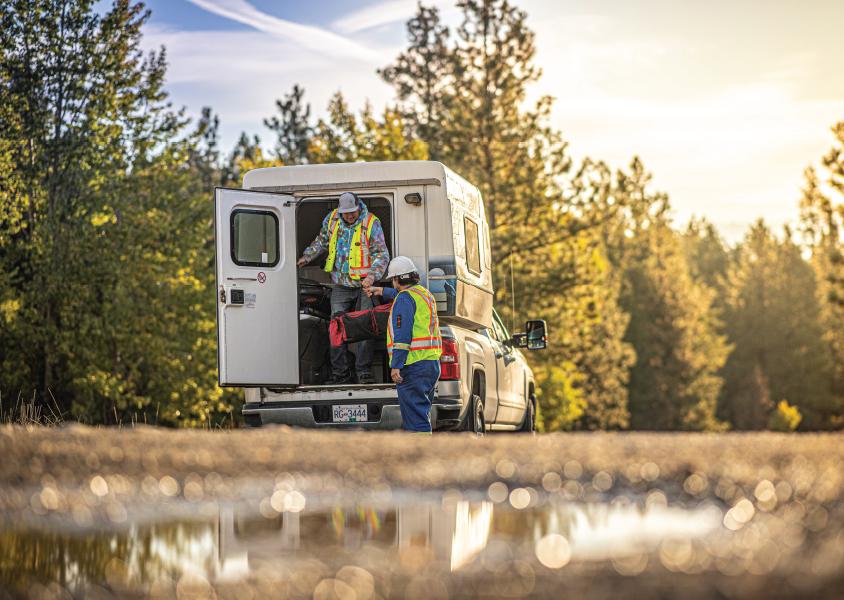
[0,497,723,595]
[217,501,496,577]
[0,520,217,593]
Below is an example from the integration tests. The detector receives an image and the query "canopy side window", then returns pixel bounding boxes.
[464,216,481,275]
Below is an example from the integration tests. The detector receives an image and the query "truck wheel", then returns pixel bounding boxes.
[518,395,536,433]
[465,394,485,436]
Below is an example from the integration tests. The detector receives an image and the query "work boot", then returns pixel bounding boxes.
[326,372,353,386]
[357,372,376,385]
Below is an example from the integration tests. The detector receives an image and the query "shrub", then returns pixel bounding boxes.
[768,400,802,432]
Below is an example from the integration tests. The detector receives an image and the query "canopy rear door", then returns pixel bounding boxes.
[216,188,298,387]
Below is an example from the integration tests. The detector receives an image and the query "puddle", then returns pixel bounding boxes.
[0,494,727,596]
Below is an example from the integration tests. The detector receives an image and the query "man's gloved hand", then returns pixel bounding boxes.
[365,286,383,298]
[391,368,403,384]
[297,256,308,268]
[362,275,375,289]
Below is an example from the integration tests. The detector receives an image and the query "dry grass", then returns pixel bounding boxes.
[0,390,64,426]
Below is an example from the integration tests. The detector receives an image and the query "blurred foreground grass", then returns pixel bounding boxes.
[0,426,842,599]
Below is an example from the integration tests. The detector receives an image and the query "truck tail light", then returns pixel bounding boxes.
[440,338,460,380]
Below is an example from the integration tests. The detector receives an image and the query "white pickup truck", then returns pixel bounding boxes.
[215,161,547,433]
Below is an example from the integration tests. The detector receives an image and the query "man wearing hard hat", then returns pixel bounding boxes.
[367,256,442,433]
[298,192,389,385]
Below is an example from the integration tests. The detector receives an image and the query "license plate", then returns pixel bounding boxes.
[332,404,368,423]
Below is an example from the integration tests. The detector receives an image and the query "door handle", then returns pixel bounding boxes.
[221,287,245,306]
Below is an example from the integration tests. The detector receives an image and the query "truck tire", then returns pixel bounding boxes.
[518,395,536,433]
[465,394,485,436]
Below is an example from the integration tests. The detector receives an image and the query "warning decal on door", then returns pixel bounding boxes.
[245,293,256,308]
[257,272,266,284]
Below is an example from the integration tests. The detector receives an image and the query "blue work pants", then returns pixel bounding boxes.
[396,360,441,432]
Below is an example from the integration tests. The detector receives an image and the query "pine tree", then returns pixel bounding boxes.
[0,0,170,414]
[683,218,730,297]
[0,0,236,424]
[222,132,282,187]
[307,92,428,163]
[797,121,844,428]
[263,84,312,165]
[609,160,729,431]
[721,222,830,429]
[378,4,452,159]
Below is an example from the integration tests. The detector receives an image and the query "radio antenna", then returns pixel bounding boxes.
[509,253,516,333]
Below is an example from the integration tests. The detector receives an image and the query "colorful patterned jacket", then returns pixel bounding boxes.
[302,200,389,287]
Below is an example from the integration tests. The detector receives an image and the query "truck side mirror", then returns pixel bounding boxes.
[507,333,526,348]
[524,319,547,350]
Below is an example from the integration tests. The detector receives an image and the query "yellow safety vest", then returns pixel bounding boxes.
[387,285,443,365]
[324,209,378,280]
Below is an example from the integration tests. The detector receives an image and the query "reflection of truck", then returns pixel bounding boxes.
[216,501,494,575]
[214,161,547,432]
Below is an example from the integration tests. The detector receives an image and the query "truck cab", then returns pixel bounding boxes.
[215,161,547,432]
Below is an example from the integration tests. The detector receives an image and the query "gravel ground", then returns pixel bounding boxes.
[1,425,843,599]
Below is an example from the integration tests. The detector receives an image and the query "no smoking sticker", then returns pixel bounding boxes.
[257,272,266,284]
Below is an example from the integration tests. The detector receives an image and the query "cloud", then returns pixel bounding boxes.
[547,81,844,240]
[331,0,451,34]
[185,0,381,62]
[142,24,395,154]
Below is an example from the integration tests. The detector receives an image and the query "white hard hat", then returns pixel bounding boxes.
[385,256,418,279]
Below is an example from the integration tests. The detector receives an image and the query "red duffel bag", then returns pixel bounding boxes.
[329,303,392,347]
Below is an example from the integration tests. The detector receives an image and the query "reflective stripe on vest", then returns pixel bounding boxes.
[387,285,443,365]
[324,210,377,280]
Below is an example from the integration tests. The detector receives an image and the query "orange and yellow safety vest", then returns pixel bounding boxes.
[324,209,378,280]
[387,284,443,365]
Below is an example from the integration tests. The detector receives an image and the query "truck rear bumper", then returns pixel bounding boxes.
[242,381,464,430]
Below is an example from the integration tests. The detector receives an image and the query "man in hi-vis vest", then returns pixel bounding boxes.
[367,256,442,433]
[298,192,389,384]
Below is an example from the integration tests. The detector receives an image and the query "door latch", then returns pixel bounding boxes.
[219,287,226,304]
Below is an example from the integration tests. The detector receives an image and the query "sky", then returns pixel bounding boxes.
[137,0,844,242]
